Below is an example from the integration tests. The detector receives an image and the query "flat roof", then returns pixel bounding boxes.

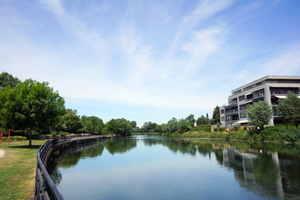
[231,75,300,93]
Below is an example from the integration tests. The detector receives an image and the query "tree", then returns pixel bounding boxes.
[142,121,157,133]
[63,109,83,133]
[196,115,210,126]
[0,72,21,89]
[186,114,195,127]
[131,121,137,128]
[103,118,132,136]
[247,101,272,130]
[167,118,178,133]
[177,118,191,133]
[84,116,104,134]
[277,92,300,128]
[212,106,220,124]
[0,79,65,146]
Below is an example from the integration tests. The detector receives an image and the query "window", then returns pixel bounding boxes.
[239,95,245,101]
[240,113,247,118]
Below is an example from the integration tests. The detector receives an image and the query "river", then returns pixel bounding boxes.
[48,135,300,200]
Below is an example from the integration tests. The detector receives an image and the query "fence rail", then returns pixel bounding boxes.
[34,135,107,200]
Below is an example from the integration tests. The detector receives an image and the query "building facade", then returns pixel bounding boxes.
[220,75,300,127]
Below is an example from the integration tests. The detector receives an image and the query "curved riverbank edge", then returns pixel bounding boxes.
[34,135,111,200]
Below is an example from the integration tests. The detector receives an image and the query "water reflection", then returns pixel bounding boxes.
[141,137,300,199]
[49,136,300,199]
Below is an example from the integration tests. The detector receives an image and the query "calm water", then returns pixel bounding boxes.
[49,135,300,200]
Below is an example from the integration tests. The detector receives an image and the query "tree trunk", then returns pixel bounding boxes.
[29,127,32,147]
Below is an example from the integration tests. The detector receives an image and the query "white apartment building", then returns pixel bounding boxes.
[220,75,300,127]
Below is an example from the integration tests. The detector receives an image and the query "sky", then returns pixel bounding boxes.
[1,0,300,126]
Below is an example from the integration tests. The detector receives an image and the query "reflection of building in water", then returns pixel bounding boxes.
[223,148,257,182]
[221,148,300,199]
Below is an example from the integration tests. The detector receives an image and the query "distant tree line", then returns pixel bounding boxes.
[0,72,136,146]
[137,110,220,135]
[0,72,224,145]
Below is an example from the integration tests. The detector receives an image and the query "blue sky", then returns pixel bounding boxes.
[1,0,300,126]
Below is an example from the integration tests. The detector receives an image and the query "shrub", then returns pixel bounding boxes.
[3,136,27,142]
[280,128,300,143]
[193,125,211,132]
[60,132,67,137]
[51,133,57,137]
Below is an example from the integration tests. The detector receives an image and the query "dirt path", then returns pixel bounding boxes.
[0,149,5,157]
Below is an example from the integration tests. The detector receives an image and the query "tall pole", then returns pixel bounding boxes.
[0,130,2,144]
[8,129,11,144]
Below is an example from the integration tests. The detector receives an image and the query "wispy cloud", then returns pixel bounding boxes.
[1,0,299,123]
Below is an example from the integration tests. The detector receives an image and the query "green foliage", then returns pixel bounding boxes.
[77,128,87,133]
[280,128,300,143]
[196,115,210,126]
[81,115,104,134]
[63,109,83,133]
[247,101,272,129]
[141,121,157,133]
[211,106,220,124]
[104,118,132,136]
[277,92,300,128]
[2,135,27,142]
[264,124,296,132]
[0,79,66,146]
[193,124,211,132]
[0,72,21,89]
[185,114,196,127]
[130,121,137,128]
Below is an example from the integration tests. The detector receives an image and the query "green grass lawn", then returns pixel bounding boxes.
[0,140,46,200]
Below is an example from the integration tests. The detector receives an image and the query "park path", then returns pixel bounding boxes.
[0,149,5,157]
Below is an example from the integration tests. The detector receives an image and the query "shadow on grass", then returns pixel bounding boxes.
[7,145,42,149]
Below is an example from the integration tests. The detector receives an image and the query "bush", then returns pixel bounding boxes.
[11,130,28,137]
[280,128,300,143]
[2,136,27,142]
[60,132,68,137]
[193,124,211,132]
[77,128,87,133]
[51,133,57,137]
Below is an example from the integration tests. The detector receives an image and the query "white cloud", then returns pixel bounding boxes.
[260,45,300,75]
[182,28,223,57]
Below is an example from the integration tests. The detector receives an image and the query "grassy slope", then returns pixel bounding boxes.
[0,140,46,200]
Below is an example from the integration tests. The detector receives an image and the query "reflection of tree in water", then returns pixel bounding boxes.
[223,144,300,199]
[143,138,213,157]
[104,138,137,155]
[214,149,223,165]
[51,167,62,186]
[47,140,107,185]
[144,137,300,199]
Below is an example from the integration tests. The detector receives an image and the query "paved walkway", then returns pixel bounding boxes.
[0,149,5,157]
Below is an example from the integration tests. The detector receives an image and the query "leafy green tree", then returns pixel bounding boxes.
[197,115,210,126]
[104,118,132,136]
[161,123,168,133]
[0,79,65,146]
[142,121,157,133]
[155,125,162,133]
[178,118,191,133]
[247,101,272,130]
[0,72,21,89]
[63,109,83,133]
[131,121,137,128]
[277,92,300,128]
[167,118,178,133]
[81,116,104,134]
[212,106,220,124]
[186,114,195,127]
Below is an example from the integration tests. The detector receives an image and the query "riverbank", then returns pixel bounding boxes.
[0,140,46,200]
